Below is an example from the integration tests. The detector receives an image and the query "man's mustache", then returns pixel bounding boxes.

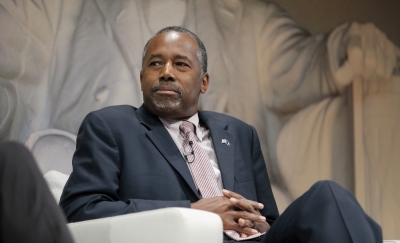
[150,82,182,95]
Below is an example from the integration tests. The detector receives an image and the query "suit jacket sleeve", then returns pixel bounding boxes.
[59,110,191,222]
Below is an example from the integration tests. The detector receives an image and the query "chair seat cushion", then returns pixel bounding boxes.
[44,170,69,204]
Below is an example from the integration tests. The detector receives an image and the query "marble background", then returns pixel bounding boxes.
[0,0,399,238]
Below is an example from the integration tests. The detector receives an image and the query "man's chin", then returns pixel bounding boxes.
[150,103,183,119]
[151,94,181,107]
[152,101,181,111]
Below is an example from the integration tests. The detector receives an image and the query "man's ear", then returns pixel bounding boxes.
[140,70,143,91]
[200,72,209,94]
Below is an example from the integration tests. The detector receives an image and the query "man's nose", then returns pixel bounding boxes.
[159,62,175,81]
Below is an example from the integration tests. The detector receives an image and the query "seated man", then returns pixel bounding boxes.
[0,141,73,243]
[60,26,381,243]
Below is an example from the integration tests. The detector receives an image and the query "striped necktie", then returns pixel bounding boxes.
[179,121,263,241]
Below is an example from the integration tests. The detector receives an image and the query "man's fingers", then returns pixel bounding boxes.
[233,224,259,236]
[224,217,259,236]
[223,189,264,208]
[222,189,244,199]
[230,197,263,214]
[243,228,259,236]
[233,210,266,222]
[238,218,271,234]
[250,200,264,210]
[238,218,254,228]
[243,198,264,210]
[223,189,264,210]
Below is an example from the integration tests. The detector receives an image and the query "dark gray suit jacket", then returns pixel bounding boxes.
[60,105,279,224]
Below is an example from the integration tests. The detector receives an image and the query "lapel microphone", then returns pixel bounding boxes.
[183,140,195,163]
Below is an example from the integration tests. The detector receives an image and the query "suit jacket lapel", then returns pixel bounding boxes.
[137,105,200,198]
[199,111,236,191]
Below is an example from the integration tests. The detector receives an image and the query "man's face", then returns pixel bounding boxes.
[140,31,209,120]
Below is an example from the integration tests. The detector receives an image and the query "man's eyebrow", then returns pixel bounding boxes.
[148,54,163,61]
[147,54,191,63]
[175,54,190,60]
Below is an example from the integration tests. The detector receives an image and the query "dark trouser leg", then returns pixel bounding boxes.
[263,180,382,243]
[0,141,74,243]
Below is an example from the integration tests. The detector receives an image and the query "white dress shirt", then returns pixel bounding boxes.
[159,114,223,190]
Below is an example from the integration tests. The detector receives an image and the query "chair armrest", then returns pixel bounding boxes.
[67,207,223,243]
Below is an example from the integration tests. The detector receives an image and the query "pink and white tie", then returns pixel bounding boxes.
[179,121,263,241]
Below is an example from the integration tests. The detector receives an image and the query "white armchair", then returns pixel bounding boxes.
[26,129,223,243]
[68,207,222,243]
[26,128,398,243]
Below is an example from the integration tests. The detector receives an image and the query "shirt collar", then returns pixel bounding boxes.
[159,113,204,141]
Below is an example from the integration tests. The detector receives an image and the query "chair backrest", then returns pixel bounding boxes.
[25,128,76,175]
[25,129,76,203]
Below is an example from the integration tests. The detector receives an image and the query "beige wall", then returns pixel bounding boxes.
[271,0,400,46]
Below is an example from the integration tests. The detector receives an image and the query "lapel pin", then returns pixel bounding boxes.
[221,139,230,147]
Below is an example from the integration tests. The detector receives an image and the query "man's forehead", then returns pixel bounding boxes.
[146,31,199,53]
[163,31,181,42]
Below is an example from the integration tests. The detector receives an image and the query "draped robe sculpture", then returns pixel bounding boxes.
[0,0,398,238]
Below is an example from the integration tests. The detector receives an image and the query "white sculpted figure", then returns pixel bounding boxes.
[0,0,399,227]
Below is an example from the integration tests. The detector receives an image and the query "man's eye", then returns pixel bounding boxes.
[176,62,188,67]
[149,62,161,66]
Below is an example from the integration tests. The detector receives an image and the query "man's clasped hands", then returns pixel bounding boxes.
[191,189,270,238]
